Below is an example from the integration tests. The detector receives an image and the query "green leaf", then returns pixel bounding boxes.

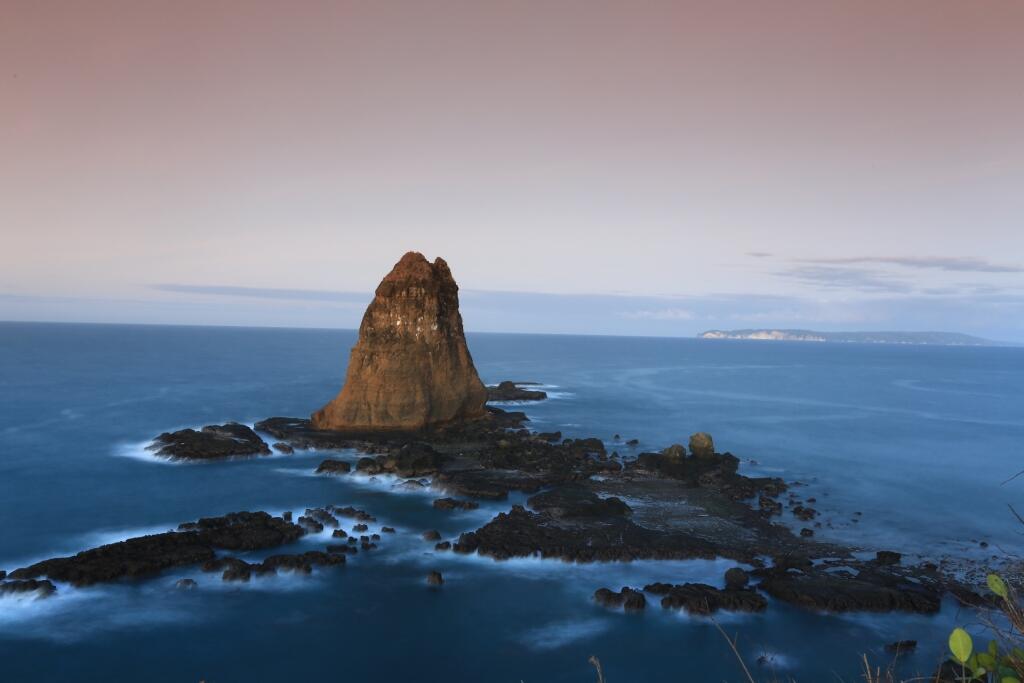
[989,574,1009,599]
[1002,678,1020,683]
[990,640,1000,657]
[950,628,974,664]
[978,652,996,669]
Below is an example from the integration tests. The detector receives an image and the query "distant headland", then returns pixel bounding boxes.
[697,329,997,346]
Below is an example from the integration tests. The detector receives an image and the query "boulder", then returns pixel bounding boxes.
[724,567,750,590]
[315,459,352,475]
[426,571,444,586]
[311,252,488,432]
[688,432,715,458]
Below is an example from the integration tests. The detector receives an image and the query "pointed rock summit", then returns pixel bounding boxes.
[312,252,488,432]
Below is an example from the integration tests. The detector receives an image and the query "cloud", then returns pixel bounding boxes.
[797,256,1024,274]
[151,284,368,306]
[747,251,773,258]
[776,266,914,294]
[619,307,695,321]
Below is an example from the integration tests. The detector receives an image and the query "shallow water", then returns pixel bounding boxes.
[1,322,1022,681]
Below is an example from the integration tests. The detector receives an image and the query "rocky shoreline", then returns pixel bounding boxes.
[2,403,990,620]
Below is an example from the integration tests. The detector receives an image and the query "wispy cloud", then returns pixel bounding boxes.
[797,256,1024,274]
[776,266,914,294]
[151,284,368,306]
[619,307,695,321]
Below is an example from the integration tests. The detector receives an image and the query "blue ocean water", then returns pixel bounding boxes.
[1,321,1022,681]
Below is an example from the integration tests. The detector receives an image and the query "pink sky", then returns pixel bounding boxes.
[2,1,1022,337]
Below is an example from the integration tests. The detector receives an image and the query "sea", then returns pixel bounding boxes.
[1,321,1022,682]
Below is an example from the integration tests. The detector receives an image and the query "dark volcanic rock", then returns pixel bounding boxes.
[426,571,444,586]
[422,530,442,541]
[272,442,294,454]
[315,459,352,475]
[594,586,646,611]
[654,583,766,615]
[755,565,941,613]
[527,486,631,519]
[0,579,57,598]
[148,423,271,461]
[487,381,547,402]
[174,578,197,590]
[875,550,902,566]
[12,512,304,586]
[724,567,750,590]
[453,506,726,563]
[311,252,488,432]
[433,497,480,511]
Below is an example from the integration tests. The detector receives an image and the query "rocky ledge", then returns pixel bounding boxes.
[148,423,271,461]
[486,381,548,402]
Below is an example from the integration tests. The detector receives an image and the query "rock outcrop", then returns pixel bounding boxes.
[312,252,488,432]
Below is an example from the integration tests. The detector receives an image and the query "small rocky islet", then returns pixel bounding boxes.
[0,252,990,628]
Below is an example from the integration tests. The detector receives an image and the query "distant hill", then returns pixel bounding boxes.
[697,329,997,346]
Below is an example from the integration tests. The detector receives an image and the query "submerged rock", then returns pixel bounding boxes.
[0,579,56,598]
[311,252,488,432]
[433,497,480,511]
[148,423,271,461]
[426,571,444,586]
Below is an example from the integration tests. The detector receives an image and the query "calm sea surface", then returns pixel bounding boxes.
[1,322,1022,681]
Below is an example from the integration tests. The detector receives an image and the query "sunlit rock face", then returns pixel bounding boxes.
[311,252,487,432]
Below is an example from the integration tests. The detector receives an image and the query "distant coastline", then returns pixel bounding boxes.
[697,329,998,346]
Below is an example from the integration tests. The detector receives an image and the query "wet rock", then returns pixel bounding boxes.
[355,457,383,474]
[304,508,339,528]
[435,541,451,551]
[0,579,56,598]
[655,583,767,615]
[800,528,814,537]
[331,506,376,522]
[426,571,444,586]
[332,529,348,539]
[759,496,783,516]
[594,586,646,611]
[282,511,292,522]
[315,459,352,475]
[724,567,750,590]
[297,516,324,534]
[455,506,724,563]
[875,551,902,566]
[311,252,488,432]
[11,511,303,586]
[148,423,271,461]
[352,524,368,533]
[0,570,5,580]
[527,486,631,519]
[433,497,480,511]
[792,505,817,521]
[536,431,562,442]
[689,432,715,459]
[755,566,941,613]
[326,544,357,555]
[174,578,197,590]
[272,442,294,454]
[626,439,640,446]
[381,527,395,533]
[422,530,442,541]
[487,381,547,402]
[222,563,252,582]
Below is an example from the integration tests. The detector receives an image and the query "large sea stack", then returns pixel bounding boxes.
[311,252,488,432]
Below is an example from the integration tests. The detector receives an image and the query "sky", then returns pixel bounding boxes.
[2,0,1023,340]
